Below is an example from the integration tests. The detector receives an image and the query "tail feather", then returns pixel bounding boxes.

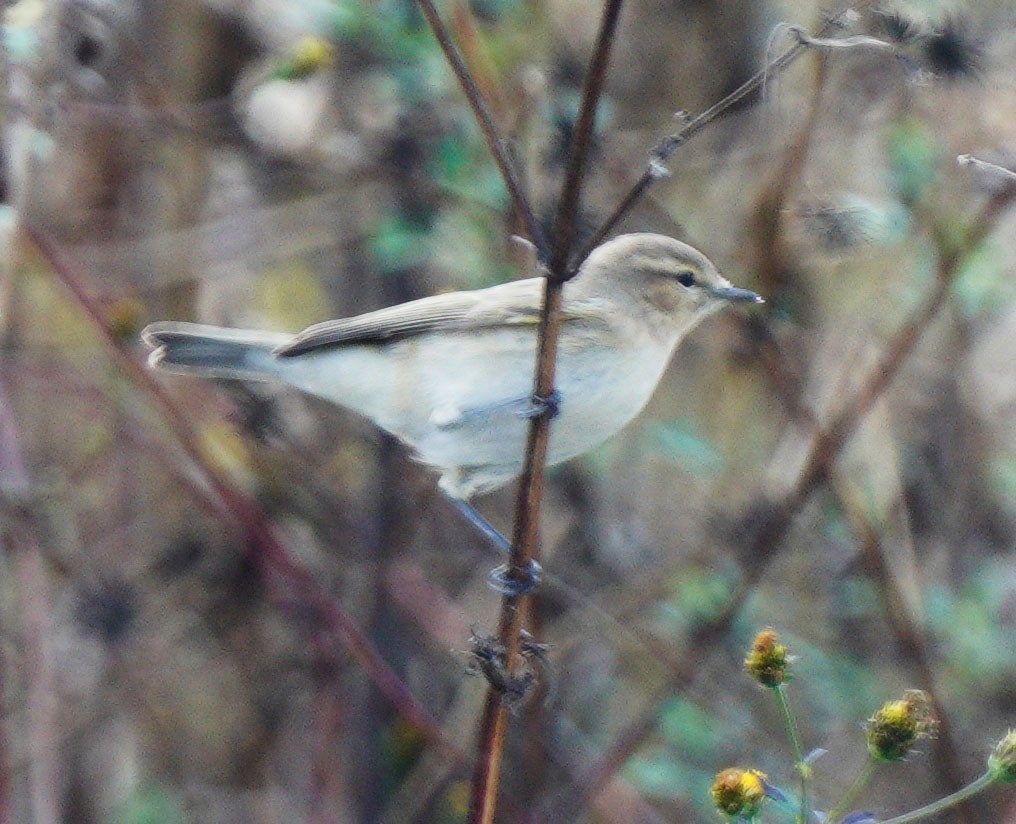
[142,322,291,382]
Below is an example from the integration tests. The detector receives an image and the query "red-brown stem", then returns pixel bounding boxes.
[466,2,626,822]
[22,226,464,767]
[415,0,546,256]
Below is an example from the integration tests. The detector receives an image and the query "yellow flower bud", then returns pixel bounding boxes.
[711,767,768,820]
[744,627,791,688]
[866,689,938,762]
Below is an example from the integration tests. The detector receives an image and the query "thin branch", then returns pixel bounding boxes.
[793,190,1014,499]
[577,2,874,263]
[21,226,466,769]
[957,153,1016,186]
[541,188,1016,821]
[415,0,546,255]
[548,0,625,276]
[467,2,626,822]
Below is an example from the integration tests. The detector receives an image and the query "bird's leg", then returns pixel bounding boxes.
[446,496,542,595]
[448,496,511,552]
[515,389,562,421]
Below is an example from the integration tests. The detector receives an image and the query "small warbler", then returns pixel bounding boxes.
[143,233,762,499]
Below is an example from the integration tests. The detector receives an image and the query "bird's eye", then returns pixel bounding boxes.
[676,271,697,287]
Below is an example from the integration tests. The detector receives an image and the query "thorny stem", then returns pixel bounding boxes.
[877,772,996,824]
[414,0,546,256]
[22,226,465,770]
[825,757,877,824]
[465,2,625,823]
[774,685,809,824]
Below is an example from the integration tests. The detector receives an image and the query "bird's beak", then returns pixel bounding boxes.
[709,285,764,304]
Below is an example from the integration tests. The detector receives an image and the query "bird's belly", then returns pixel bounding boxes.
[280,328,669,479]
[415,334,669,471]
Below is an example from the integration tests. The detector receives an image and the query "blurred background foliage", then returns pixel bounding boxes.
[2,0,1016,822]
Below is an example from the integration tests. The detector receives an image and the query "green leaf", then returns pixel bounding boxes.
[369,214,433,274]
[658,697,719,755]
[626,750,712,800]
[649,420,724,474]
[886,117,939,206]
[114,787,185,824]
[656,565,737,633]
[951,240,1014,317]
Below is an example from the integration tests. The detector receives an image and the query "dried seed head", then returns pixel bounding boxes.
[923,17,983,79]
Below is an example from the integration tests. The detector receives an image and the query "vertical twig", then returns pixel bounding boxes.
[7,515,61,824]
[465,2,626,822]
[0,371,43,824]
[415,0,546,256]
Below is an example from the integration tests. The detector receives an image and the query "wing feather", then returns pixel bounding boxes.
[277,277,558,356]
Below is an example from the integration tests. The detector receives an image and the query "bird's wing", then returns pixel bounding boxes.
[276,277,601,356]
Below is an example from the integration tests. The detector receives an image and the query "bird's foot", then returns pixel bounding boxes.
[515,390,561,421]
[488,560,543,595]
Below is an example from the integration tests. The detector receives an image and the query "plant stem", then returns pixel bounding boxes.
[576,1,873,264]
[466,3,625,822]
[24,226,463,765]
[825,758,877,824]
[414,0,545,255]
[878,772,996,824]
[774,685,808,823]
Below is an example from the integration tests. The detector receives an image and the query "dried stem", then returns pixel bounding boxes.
[415,0,546,256]
[751,42,830,290]
[577,1,875,264]
[541,189,1016,821]
[792,191,1014,500]
[843,496,978,824]
[21,226,465,769]
[6,513,60,824]
[465,2,625,822]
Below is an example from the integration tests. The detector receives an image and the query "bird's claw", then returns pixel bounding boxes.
[515,390,561,421]
[488,560,543,595]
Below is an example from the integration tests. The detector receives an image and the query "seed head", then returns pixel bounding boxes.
[865,689,938,762]
[923,17,983,79]
[711,768,768,820]
[744,627,791,688]
[988,730,1016,783]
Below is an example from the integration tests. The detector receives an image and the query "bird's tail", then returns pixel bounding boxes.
[142,322,291,382]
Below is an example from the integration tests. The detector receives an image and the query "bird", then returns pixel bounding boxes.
[142,233,762,501]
